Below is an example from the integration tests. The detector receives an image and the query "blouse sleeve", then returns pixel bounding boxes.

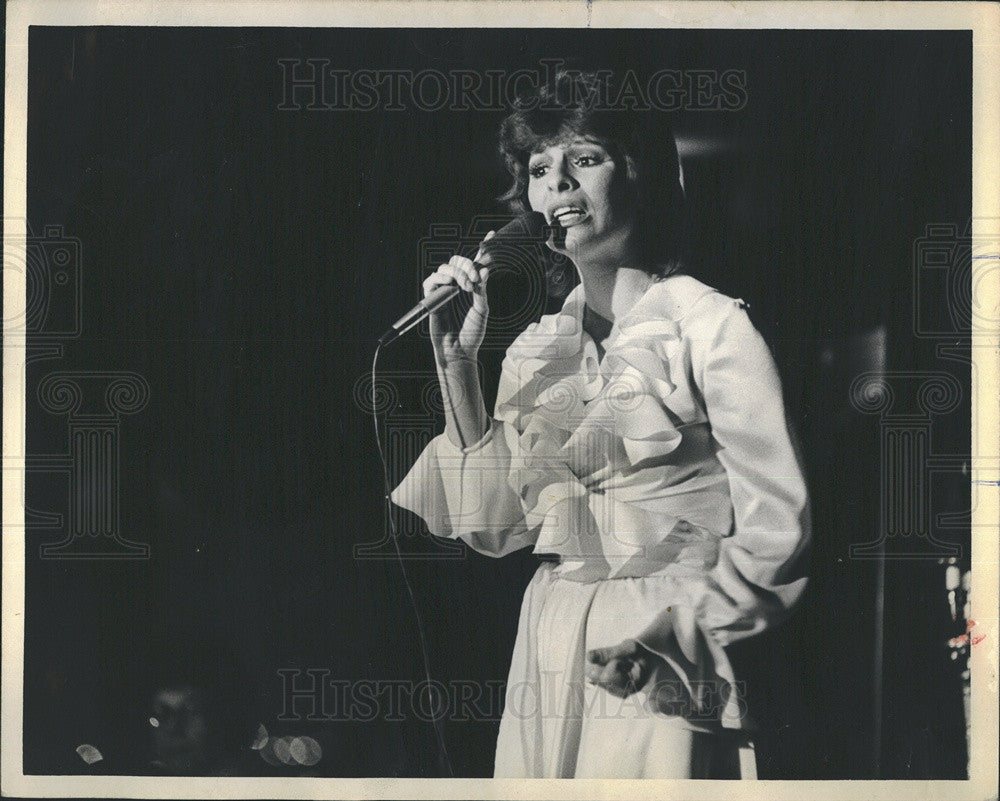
[389,419,537,558]
[636,295,811,726]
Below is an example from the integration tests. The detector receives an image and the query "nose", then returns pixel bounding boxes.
[546,155,577,194]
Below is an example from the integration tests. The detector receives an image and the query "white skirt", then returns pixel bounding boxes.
[493,562,755,779]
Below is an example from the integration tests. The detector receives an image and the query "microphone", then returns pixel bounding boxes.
[378,211,547,346]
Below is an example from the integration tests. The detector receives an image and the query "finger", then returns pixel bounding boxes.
[471,278,490,313]
[599,640,639,663]
[448,255,480,288]
[438,261,474,293]
[620,664,643,697]
[422,269,458,297]
[598,660,629,696]
[628,657,646,688]
[470,291,489,315]
[587,648,610,667]
[473,231,496,264]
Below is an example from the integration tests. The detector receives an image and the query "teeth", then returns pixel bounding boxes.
[553,207,584,219]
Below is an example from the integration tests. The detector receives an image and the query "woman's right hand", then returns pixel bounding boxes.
[423,232,495,363]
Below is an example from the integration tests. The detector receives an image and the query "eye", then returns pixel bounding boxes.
[528,163,549,179]
[574,153,603,167]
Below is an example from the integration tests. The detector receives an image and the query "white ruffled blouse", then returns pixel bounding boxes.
[391,273,811,739]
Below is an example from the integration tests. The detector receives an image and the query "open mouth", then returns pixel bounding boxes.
[550,206,588,226]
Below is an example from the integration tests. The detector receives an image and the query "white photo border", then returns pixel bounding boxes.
[3,2,998,799]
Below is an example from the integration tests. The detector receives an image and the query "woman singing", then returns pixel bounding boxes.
[391,70,811,779]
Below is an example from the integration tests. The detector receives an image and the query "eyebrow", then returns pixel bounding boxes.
[528,140,608,161]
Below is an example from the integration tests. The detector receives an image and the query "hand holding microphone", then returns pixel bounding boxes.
[378,212,547,357]
[422,231,495,363]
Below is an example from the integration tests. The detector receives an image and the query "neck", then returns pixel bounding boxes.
[576,251,655,323]
[571,221,659,321]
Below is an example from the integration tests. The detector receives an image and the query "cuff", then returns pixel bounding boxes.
[635,603,745,729]
[389,421,533,556]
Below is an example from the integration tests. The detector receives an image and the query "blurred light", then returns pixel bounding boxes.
[290,736,322,766]
[251,724,268,751]
[675,135,740,158]
[258,738,281,767]
[273,736,296,766]
[945,565,960,590]
[149,717,159,728]
[76,744,103,765]
[861,326,887,374]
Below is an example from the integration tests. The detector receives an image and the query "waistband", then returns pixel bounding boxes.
[534,556,704,586]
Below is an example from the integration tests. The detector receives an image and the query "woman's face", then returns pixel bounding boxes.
[526,136,632,261]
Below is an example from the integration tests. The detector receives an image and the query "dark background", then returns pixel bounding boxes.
[21,27,972,778]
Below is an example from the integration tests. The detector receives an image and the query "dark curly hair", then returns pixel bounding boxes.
[497,70,687,285]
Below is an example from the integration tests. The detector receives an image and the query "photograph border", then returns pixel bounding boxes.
[3,2,998,799]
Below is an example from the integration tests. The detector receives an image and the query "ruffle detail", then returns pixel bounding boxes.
[494,285,694,566]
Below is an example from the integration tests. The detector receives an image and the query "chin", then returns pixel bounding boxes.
[560,227,609,260]
[554,222,588,246]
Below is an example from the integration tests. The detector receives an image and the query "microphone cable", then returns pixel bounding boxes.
[370,341,455,778]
